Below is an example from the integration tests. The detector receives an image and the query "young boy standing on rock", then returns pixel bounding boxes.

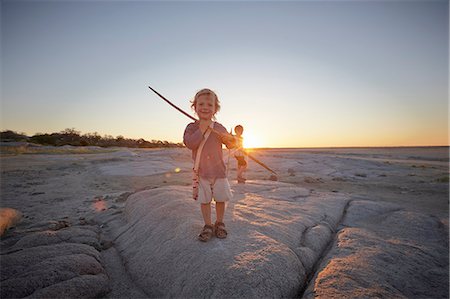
[183,88,236,242]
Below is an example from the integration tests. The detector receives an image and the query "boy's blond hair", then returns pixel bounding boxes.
[191,88,221,116]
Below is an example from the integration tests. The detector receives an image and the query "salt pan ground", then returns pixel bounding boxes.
[1,145,448,298]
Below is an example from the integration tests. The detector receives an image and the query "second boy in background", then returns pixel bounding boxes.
[233,125,247,184]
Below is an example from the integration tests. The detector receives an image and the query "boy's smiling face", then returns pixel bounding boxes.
[195,94,216,120]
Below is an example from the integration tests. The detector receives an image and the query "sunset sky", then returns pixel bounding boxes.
[2,0,448,148]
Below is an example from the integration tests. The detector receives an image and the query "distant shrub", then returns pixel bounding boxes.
[29,134,58,146]
[0,130,29,141]
[1,128,184,149]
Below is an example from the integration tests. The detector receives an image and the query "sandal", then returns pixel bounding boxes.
[215,222,228,239]
[198,224,214,242]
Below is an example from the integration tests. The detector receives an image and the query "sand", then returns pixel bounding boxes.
[0,145,448,298]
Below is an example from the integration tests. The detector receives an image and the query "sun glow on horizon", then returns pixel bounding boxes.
[243,134,264,149]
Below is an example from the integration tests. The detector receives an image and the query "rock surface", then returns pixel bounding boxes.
[0,224,110,298]
[113,181,349,298]
[113,180,449,298]
[303,200,449,298]
[1,147,448,298]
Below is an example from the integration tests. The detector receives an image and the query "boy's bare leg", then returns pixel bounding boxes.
[216,202,225,223]
[200,203,212,226]
[237,166,246,183]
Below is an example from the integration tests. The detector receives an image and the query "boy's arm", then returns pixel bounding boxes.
[216,124,237,149]
[183,123,203,150]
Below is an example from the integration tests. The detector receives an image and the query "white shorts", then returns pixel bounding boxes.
[197,177,233,204]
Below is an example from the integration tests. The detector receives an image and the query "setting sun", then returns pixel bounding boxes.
[243,134,262,149]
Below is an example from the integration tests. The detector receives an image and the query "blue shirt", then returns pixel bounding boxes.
[183,121,235,179]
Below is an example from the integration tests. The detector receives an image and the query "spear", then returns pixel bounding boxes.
[148,86,277,176]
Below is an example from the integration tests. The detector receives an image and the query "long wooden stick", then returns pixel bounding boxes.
[244,151,277,175]
[148,86,277,175]
[148,86,197,121]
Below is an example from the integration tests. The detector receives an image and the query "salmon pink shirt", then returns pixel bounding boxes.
[183,121,235,179]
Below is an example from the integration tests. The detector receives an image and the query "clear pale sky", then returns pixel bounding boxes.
[1,0,448,148]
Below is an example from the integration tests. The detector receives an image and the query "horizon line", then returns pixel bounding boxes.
[1,129,448,149]
[245,145,450,150]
